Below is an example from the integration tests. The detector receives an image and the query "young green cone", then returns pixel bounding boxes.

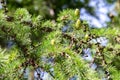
[85,34,89,40]
[51,39,55,45]
[75,8,80,16]
[75,19,81,29]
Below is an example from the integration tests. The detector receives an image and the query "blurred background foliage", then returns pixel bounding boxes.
[6,0,119,28]
[7,0,116,18]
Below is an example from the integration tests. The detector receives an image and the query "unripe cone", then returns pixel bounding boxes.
[75,9,80,16]
[75,19,81,29]
[51,39,55,45]
[85,34,89,40]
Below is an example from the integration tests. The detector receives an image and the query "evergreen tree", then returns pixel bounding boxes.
[0,0,120,80]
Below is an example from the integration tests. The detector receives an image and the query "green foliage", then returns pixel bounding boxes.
[0,1,120,80]
[14,8,31,22]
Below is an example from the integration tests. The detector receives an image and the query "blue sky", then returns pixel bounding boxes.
[80,0,116,28]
